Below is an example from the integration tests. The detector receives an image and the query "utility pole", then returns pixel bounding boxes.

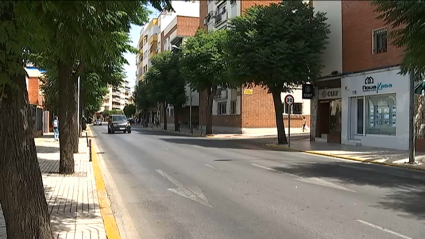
[409,70,415,164]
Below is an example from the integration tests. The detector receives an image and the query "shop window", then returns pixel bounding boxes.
[365,94,396,135]
[330,100,342,132]
[357,98,364,134]
[218,102,227,115]
[373,28,387,54]
[284,103,303,114]
[230,100,237,114]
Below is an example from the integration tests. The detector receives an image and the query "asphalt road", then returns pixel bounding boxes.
[91,125,425,239]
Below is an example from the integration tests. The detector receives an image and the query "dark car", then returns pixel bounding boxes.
[108,114,131,134]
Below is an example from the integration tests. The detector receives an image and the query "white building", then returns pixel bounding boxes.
[100,80,131,112]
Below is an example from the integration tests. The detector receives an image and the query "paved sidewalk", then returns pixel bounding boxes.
[133,124,309,139]
[267,139,425,171]
[0,134,106,239]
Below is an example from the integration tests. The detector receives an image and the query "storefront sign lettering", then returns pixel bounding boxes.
[362,76,392,93]
[318,88,340,100]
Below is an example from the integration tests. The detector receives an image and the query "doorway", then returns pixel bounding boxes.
[317,100,341,143]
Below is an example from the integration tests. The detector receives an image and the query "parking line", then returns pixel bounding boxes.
[251,164,277,172]
[356,220,412,239]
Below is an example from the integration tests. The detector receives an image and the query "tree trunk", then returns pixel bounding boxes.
[174,106,180,131]
[0,74,54,239]
[205,86,217,135]
[73,75,79,152]
[163,102,167,130]
[58,61,77,174]
[272,89,288,144]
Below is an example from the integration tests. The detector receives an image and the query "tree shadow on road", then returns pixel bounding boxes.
[271,162,425,220]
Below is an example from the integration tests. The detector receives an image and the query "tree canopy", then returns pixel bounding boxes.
[372,1,425,75]
[226,0,329,144]
[180,29,229,134]
[123,104,136,118]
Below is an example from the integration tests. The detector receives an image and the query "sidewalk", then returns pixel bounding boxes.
[133,124,309,139]
[0,134,106,239]
[266,139,425,171]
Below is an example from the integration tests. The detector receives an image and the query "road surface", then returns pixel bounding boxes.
[91,125,425,239]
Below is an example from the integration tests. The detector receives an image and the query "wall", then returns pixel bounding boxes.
[341,67,410,150]
[312,0,343,76]
[342,1,403,73]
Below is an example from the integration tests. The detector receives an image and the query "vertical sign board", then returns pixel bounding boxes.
[302,84,314,99]
[284,94,294,147]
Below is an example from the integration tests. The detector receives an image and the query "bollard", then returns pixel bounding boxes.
[89,139,92,162]
[86,131,89,147]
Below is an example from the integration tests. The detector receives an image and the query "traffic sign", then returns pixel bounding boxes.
[284,94,294,105]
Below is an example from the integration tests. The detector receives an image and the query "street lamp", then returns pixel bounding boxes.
[171,45,193,134]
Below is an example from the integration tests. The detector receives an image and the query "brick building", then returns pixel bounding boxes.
[309,1,415,151]
[26,66,51,137]
[198,0,311,135]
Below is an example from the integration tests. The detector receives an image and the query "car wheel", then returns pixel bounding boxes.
[123,130,127,133]
[111,129,115,134]
[128,130,131,134]
[108,129,110,134]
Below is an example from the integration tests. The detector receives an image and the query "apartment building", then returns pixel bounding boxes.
[199,0,310,134]
[100,80,131,112]
[136,0,200,126]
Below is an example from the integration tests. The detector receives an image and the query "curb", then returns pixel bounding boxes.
[87,126,122,239]
[265,143,425,172]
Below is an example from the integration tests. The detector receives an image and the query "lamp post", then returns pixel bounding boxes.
[172,44,193,134]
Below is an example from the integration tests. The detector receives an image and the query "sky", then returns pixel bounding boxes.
[123,6,160,92]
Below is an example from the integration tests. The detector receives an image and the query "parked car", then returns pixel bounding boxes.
[94,119,102,126]
[108,114,131,134]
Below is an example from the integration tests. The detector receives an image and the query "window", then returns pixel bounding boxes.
[284,103,303,114]
[230,0,236,4]
[215,4,227,26]
[373,28,387,54]
[218,102,227,115]
[365,94,396,135]
[357,98,364,134]
[230,100,237,114]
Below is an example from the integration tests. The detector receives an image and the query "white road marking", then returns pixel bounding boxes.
[296,177,356,193]
[156,169,212,208]
[251,164,277,172]
[205,164,216,170]
[356,220,412,239]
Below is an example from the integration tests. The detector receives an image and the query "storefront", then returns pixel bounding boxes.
[341,67,410,150]
[317,87,342,143]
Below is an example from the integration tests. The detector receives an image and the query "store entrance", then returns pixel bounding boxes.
[317,99,341,143]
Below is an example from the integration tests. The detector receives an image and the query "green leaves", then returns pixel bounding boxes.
[180,29,229,92]
[372,1,425,75]
[123,104,136,118]
[226,0,330,93]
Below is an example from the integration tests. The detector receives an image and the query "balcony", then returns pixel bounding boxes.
[215,5,228,27]
[148,34,158,45]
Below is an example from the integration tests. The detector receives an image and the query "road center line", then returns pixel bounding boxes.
[251,164,277,172]
[205,164,216,170]
[356,220,412,239]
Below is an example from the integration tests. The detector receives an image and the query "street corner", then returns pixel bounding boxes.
[265,143,302,152]
[304,151,366,162]
[90,138,122,239]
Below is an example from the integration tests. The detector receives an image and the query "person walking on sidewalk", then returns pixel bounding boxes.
[302,116,307,132]
[52,116,59,141]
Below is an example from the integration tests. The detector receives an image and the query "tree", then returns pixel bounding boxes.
[134,80,154,120]
[372,1,425,75]
[0,2,54,238]
[180,30,229,135]
[226,1,330,144]
[124,104,136,118]
[145,51,187,130]
[0,1,173,237]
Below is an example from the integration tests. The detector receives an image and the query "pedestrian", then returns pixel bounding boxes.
[302,116,307,132]
[52,116,59,141]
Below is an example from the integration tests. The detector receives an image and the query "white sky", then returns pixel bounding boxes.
[123,6,160,93]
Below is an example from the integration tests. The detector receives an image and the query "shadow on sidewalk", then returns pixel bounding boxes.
[271,162,425,220]
[36,145,60,154]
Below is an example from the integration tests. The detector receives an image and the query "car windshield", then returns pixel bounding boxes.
[112,115,127,121]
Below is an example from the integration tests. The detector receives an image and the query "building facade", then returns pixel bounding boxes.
[26,66,51,136]
[199,0,310,134]
[309,1,415,151]
[100,80,131,112]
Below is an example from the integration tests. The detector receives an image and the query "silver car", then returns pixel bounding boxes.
[108,115,131,134]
